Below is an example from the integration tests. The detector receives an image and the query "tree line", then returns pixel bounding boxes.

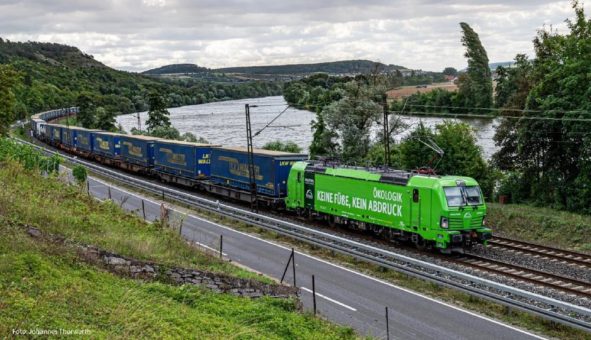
[0,39,282,123]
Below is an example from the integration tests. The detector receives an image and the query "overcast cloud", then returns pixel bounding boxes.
[0,0,587,72]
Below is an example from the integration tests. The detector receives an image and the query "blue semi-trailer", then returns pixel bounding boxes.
[119,135,159,171]
[91,131,122,161]
[44,124,63,146]
[209,147,308,198]
[153,140,220,186]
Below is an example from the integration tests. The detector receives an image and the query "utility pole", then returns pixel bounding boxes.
[245,104,258,212]
[137,112,142,133]
[383,94,390,168]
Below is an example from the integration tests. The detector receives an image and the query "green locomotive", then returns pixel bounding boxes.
[286,161,491,252]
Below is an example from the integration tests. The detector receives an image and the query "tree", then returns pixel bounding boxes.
[458,22,493,109]
[399,121,494,197]
[76,92,96,128]
[262,140,302,153]
[94,106,117,131]
[146,92,171,132]
[320,81,384,163]
[442,67,458,77]
[0,65,21,136]
[495,1,591,212]
[309,111,337,158]
[492,54,534,170]
[72,164,88,186]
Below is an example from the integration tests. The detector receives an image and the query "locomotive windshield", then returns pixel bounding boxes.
[444,186,482,207]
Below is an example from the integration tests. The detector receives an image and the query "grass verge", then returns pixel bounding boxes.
[488,203,591,252]
[0,161,355,338]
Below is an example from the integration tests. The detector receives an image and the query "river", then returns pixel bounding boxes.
[116,96,499,159]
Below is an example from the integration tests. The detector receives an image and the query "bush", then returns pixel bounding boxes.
[262,140,303,153]
[72,164,88,185]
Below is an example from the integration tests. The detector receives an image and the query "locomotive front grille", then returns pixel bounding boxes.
[448,217,464,229]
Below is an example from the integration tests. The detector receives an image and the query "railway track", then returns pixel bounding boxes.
[489,236,591,269]
[452,254,591,299]
[12,136,591,330]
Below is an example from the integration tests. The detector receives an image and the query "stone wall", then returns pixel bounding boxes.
[26,227,299,300]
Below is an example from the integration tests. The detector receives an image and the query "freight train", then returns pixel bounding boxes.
[30,108,492,252]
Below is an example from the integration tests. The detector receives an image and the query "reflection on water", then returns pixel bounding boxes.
[116,96,499,159]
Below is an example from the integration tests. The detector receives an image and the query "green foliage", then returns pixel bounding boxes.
[146,92,171,131]
[219,59,404,75]
[493,2,591,213]
[94,106,117,131]
[320,81,384,163]
[180,132,209,143]
[398,122,494,197]
[0,138,60,174]
[284,72,446,114]
[72,164,88,185]
[76,92,96,128]
[309,112,337,158]
[0,64,21,136]
[131,126,208,143]
[442,67,458,77]
[458,22,493,109]
[492,55,535,170]
[143,63,209,75]
[262,140,302,153]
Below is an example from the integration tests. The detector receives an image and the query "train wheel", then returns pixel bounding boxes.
[328,215,336,228]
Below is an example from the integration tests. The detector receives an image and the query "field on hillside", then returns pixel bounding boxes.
[387,82,458,100]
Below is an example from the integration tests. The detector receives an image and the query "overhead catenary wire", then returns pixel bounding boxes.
[253,105,291,137]
[390,111,591,122]
[404,104,591,115]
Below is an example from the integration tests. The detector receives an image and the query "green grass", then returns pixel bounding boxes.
[487,203,591,252]
[0,222,354,339]
[0,161,259,279]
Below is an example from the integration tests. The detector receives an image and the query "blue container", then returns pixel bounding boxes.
[210,147,308,197]
[91,132,122,159]
[74,128,96,152]
[154,140,218,179]
[119,135,159,167]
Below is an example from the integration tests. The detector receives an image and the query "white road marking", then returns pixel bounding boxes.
[85,173,546,340]
[300,287,357,312]
[192,240,227,257]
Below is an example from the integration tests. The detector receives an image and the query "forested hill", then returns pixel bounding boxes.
[143,63,209,75]
[216,59,406,75]
[0,39,282,120]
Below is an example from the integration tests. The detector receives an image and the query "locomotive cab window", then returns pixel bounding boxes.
[444,187,464,207]
[444,186,483,207]
[297,172,301,183]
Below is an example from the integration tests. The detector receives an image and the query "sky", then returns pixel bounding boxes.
[0,0,588,72]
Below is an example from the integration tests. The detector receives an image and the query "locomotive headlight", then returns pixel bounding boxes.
[482,216,486,226]
[440,216,449,229]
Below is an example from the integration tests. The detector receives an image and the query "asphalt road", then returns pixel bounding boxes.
[69,171,545,339]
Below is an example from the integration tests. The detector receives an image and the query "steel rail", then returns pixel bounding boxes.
[453,254,591,298]
[490,237,591,268]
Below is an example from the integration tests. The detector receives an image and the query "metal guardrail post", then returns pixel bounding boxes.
[312,275,317,316]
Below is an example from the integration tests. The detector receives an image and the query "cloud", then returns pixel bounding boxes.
[0,0,587,72]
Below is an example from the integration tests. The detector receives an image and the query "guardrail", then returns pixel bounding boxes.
[12,136,591,332]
